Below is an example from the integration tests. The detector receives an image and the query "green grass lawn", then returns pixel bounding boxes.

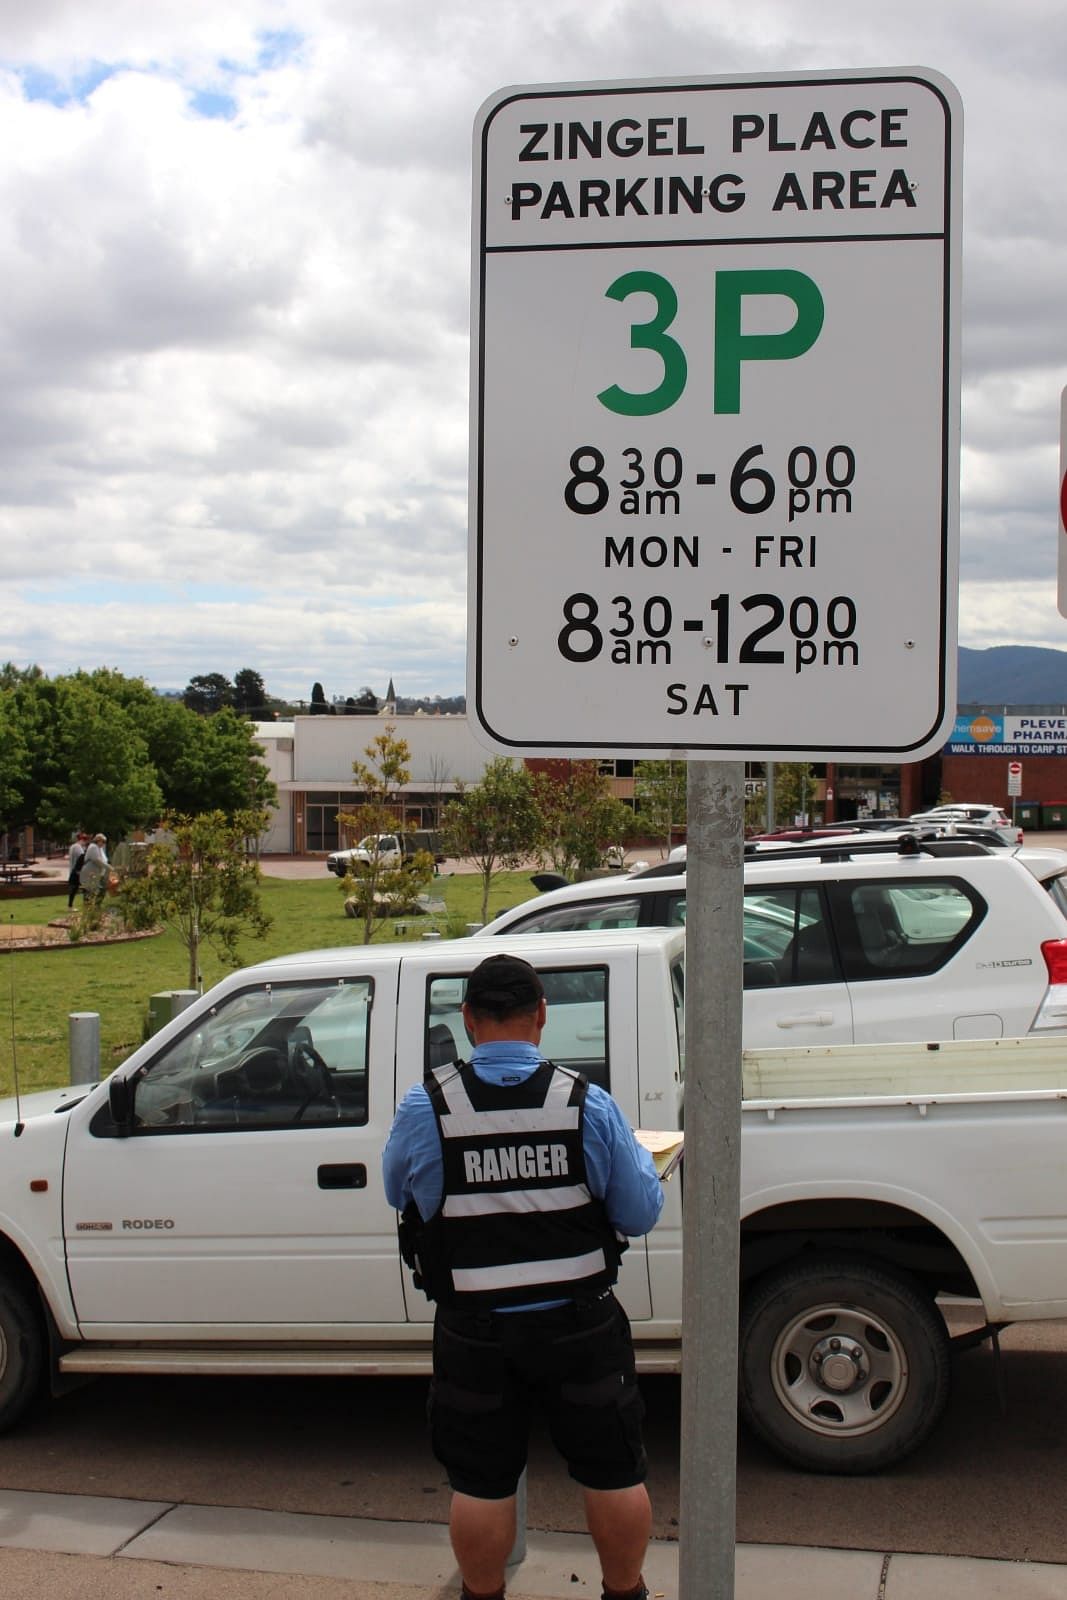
[0,869,540,1096]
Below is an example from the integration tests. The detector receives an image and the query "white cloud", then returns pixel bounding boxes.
[0,0,1064,702]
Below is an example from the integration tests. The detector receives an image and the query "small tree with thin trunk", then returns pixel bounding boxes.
[426,752,451,829]
[442,758,543,924]
[534,762,634,879]
[772,763,816,829]
[634,760,687,857]
[337,726,434,942]
[119,809,272,988]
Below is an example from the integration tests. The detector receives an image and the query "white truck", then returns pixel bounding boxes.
[2,926,1066,1474]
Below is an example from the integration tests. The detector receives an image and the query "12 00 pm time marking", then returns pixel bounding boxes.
[557,590,859,674]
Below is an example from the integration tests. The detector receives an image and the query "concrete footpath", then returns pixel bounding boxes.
[1,1489,1066,1599]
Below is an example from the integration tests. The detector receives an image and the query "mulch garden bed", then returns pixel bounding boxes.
[0,916,162,953]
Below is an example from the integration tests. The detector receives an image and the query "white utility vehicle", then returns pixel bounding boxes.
[326,832,442,878]
[4,928,1067,1474]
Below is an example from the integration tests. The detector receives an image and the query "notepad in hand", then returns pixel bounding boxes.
[634,1128,684,1181]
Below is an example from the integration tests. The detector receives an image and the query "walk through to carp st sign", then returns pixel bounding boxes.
[468,70,962,761]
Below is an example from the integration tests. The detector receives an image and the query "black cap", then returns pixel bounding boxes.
[464,954,545,1020]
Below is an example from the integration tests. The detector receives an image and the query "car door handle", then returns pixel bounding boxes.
[318,1163,367,1190]
[775,1012,834,1029]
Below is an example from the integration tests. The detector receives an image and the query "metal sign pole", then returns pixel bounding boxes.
[679,759,745,1600]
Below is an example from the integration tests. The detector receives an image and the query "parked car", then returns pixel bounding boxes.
[909,804,1021,846]
[477,836,1067,1047]
[326,831,443,877]
[14,926,1067,1472]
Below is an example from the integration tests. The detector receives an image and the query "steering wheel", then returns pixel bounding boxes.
[290,1039,335,1121]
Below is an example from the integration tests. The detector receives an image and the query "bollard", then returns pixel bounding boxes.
[69,1012,100,1085]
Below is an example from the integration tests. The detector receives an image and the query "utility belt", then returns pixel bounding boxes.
[436,1289,619,1340]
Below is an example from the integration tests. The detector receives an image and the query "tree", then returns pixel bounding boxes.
[772,763,817,829]
[0,668,276,846]
[353,687,378,711]
[183,673,234,715]
[337,725,434,942]
[75,671,276,821]
[310,681,332,716]
[426,752,451,829]
[634,760,687,856]
[0,693,28,829]
[165,707,277,818]
[442,758,543,923]
[0,662,43,692]
[119,809,272,988]
[12,675,162,843]
[232,668,268,715]
[534,762,633,879]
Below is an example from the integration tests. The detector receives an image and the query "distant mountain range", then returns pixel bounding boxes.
[959,646,1067,707]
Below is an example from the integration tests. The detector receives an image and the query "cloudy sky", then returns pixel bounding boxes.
[0,0,1063,703]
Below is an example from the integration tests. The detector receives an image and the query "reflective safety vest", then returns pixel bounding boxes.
[420,1059,623,1309]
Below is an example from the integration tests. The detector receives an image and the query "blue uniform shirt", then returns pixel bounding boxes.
[382,1040,664,1239]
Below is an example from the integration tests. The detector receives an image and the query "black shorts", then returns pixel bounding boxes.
[428,1292,647,1500]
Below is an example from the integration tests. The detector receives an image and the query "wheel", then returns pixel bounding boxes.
[739,1253,950,1474]
[0,1276,45,1432]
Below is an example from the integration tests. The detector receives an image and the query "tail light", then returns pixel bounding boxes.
[1042,939,1067,984]
[1016,830,1024,844]
[1032,939,1067,1030]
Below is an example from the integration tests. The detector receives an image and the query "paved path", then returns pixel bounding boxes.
[1,1487,1066,1599]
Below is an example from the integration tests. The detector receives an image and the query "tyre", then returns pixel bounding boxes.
[0,1276,44,1432]
[739,1253,950,1474]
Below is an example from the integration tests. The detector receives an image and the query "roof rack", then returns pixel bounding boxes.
[743,836,995,864]
[629,834,996,875]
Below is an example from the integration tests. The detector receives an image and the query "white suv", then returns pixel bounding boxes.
[477,840,1067,1048]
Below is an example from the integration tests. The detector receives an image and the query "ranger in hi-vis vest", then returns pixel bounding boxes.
[384,953,663,1600]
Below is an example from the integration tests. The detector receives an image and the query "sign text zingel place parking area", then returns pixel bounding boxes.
[469,71,961,758]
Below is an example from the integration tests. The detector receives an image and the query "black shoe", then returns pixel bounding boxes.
[602,1587,648,1600]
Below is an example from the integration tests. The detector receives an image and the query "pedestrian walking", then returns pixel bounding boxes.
[79,834,109,903]
[67,832,89,908]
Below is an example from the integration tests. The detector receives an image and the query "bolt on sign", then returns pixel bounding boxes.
[469,70,962,759]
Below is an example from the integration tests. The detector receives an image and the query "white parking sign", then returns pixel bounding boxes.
[469,70,961,758]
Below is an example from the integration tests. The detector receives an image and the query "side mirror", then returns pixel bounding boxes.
[108,1075,135,1135]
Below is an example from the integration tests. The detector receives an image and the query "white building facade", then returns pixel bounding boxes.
[252,715,495,855]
